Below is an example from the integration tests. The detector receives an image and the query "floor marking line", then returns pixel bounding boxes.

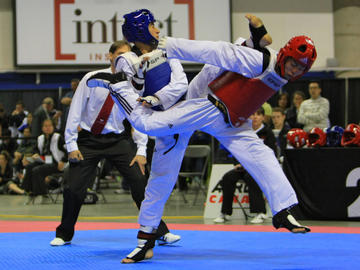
[0,214,203,220]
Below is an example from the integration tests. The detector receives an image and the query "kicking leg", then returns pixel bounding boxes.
[87,74,221,137]
[272,208,310,233]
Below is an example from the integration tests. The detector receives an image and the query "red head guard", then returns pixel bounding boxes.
[287,128,308,148]
[341,124,360,147]
[277,35,317,81]
[307,127,326,147]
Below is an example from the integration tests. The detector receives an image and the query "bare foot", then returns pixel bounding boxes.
[245,14,272,47]
[292,227,310,233]
[260,34,272,47]
[245,13,263,28]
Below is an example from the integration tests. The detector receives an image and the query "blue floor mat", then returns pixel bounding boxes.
[0,229,359,270]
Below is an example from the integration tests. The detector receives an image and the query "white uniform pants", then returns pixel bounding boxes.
[139,133,192,228]
[110,82,298,228]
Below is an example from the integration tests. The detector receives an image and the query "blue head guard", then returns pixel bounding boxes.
[326,126,344,147]
[122,9,158,47]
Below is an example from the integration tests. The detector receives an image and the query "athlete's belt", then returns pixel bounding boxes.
[207,94,229,124]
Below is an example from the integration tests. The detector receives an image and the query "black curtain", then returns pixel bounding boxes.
[349,79,360,124]
[0,89,63,114]
[321,79,346,127]
[283,148,360,221]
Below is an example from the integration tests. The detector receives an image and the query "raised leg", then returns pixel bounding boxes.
[272,208,310,233]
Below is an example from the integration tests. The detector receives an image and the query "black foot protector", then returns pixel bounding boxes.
[86,72,127,88]
[273,209,311,233]
[121,230,156,263]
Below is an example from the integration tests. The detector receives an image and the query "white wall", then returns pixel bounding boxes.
[0,0,336,71]
[232,0,334,69]
[0,0,14,71]
[15,0,231,66]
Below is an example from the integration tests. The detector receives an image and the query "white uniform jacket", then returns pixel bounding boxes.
[65,67,147,156]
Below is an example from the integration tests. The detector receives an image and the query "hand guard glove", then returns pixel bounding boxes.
[138,96,161,107]
[157,37,168,55]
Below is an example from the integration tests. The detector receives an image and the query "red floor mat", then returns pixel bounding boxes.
[1,220,360,234]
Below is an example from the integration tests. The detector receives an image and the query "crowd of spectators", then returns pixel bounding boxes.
[0,93,69,202]
[1,79,356,215]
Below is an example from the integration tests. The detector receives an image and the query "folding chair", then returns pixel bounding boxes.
[233,192,251,221]
[91,159,107,203]
[47,162,69,203]
[178,145,211,206]
[47,173,64,204]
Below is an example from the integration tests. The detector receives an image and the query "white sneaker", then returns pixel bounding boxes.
[250,213,267,224]
[50,237,71,246]
[114,189,130,194]
[24,195,36,205]
[157,233,181,245]
[41,195,52,204]
[213,213,231,223]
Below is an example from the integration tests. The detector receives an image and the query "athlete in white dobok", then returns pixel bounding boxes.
[88,14,316,263]
[108,9,188,263]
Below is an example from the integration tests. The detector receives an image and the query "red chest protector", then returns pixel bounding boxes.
[208,52,287,127]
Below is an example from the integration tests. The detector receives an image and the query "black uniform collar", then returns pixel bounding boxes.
[131,46,142,57]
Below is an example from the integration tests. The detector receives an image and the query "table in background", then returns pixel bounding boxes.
[283,148,360,220]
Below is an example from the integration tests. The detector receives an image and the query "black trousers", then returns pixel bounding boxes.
[221,168,266,216]
[56,131,169,241]
[22,162,60,195]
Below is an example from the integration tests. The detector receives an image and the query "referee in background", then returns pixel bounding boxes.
[50,40,180,246]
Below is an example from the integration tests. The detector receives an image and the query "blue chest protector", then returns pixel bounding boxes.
[143,61,172,111]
